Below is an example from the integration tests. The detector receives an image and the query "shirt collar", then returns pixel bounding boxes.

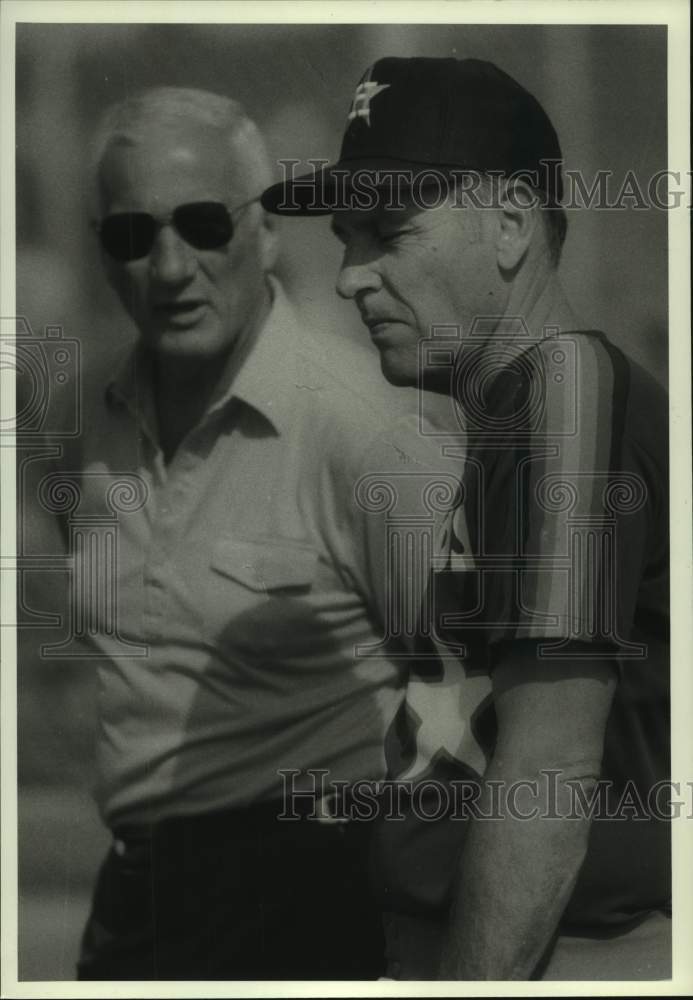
[106,276,301,437]
[209,277,300,435]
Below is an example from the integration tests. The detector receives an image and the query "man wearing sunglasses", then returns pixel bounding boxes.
[262,57,671,980]
[53,86,450,980]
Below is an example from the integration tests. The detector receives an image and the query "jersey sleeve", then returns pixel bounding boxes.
[463,332,659,654]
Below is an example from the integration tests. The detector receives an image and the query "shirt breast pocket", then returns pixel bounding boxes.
[211,536,318,592]
[205,536,320,657]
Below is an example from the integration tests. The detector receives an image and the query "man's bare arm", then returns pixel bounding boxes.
[438,643,617,980]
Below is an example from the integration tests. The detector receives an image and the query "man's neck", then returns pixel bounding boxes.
[151,282,273,462]
[504,265,581,338]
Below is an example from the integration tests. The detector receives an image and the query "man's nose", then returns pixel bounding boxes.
[149,225,195,284]
[336,252,382,300]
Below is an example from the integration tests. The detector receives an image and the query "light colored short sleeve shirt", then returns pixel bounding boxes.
[60,283,448,827]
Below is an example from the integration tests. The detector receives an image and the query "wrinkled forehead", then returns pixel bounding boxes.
[96,117,264,213]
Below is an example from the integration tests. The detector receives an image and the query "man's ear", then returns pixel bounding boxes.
[496,180,539,271]
[259,209,280,271]
[101,250,126,301]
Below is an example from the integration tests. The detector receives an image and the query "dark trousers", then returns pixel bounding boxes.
[77,804,385,980]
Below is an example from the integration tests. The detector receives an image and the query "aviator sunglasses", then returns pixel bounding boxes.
[96,197,258,263]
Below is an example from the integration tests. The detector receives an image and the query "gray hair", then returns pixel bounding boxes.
[91,86,273,207]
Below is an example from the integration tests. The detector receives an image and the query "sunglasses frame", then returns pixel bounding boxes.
[94,196,260,262]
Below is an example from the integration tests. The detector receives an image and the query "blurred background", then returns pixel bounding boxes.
[15,21,667,981]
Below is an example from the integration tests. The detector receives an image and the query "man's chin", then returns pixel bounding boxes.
[378,352,419,388]
[146,326,223,360]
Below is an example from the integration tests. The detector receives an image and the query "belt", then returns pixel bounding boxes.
[112,791,363,853]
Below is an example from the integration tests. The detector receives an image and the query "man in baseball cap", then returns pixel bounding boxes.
[263,57,670,980]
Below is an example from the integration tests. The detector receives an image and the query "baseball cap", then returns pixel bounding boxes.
[261,56,564,214]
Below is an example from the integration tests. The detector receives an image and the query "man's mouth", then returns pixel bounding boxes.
[363,316,400,337]
[153,300,208,327]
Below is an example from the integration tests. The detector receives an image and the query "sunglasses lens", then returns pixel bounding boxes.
[175,202,233,250]
[99,213,156,262]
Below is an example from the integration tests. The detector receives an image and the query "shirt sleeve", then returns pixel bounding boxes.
[345,414,496,793]
[340,411,463,658]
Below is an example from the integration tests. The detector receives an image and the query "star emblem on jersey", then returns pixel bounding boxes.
[347,80,390,126]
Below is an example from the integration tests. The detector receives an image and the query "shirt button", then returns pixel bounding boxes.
[113,838,126,857]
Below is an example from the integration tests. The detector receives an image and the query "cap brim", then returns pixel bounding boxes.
[260,157,468,215]
[260,164,338,215]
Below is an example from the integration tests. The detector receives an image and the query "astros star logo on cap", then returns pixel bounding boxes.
[346,66,390,126]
